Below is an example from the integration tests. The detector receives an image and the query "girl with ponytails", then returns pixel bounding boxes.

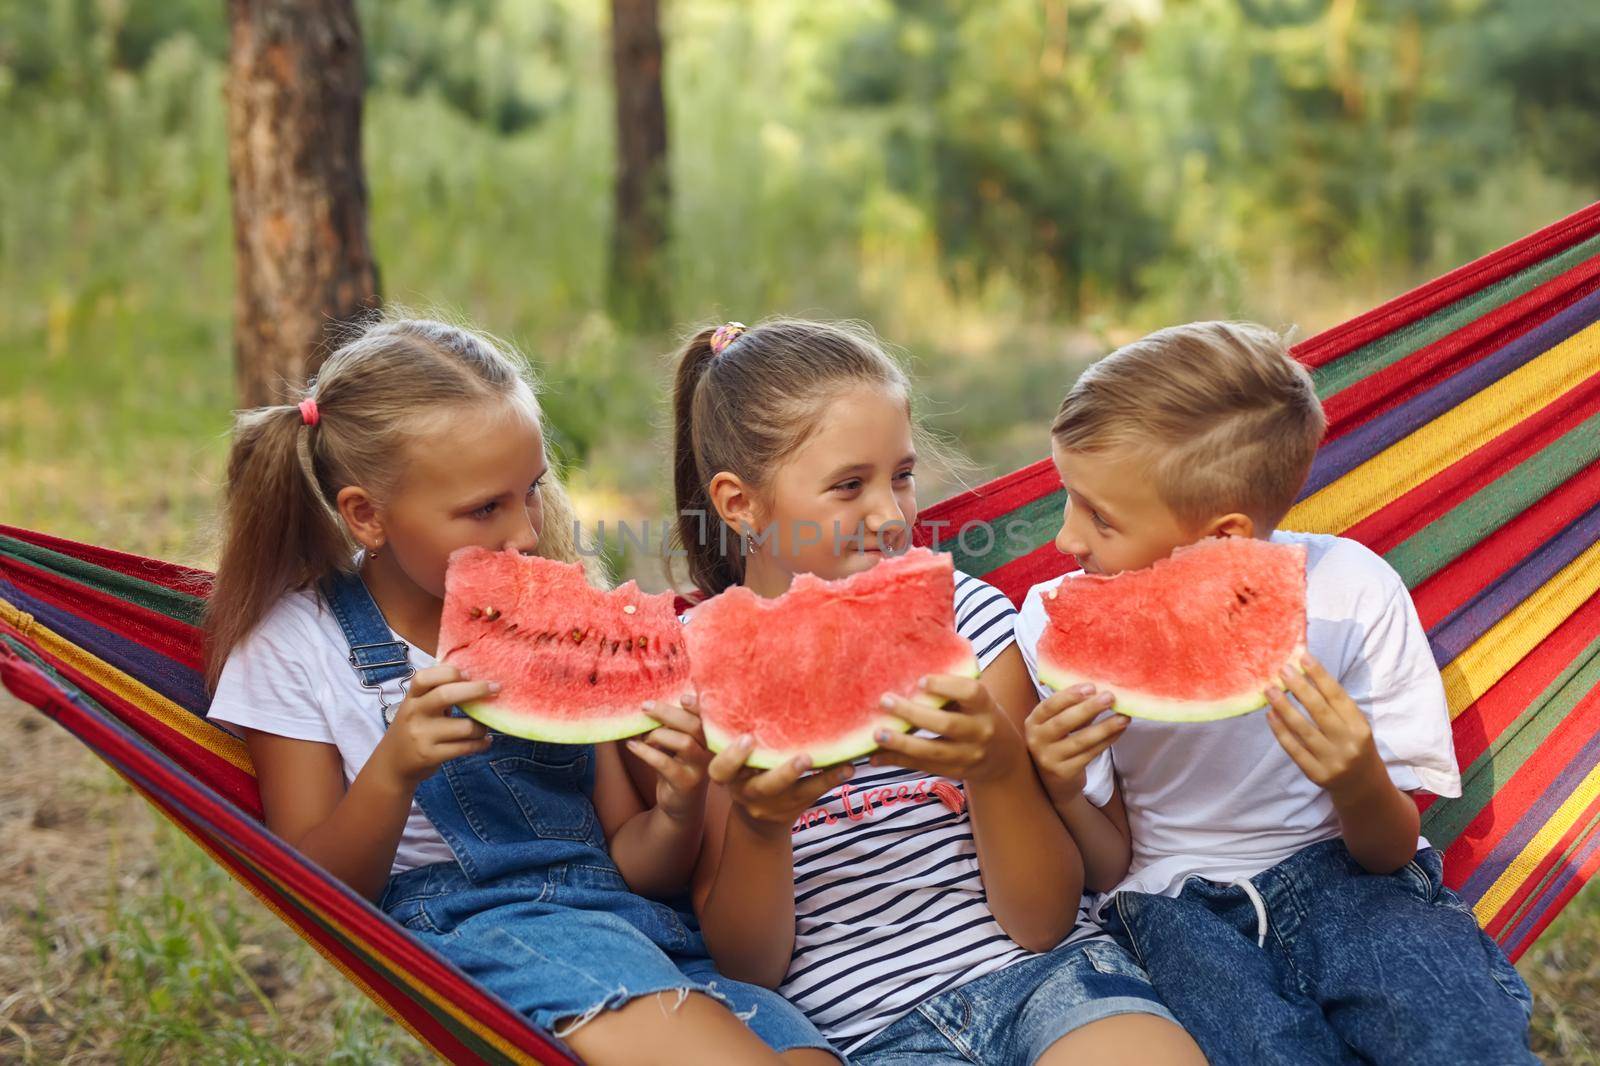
[206,316,837,1063]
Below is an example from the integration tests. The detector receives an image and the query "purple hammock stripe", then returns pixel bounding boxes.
[0,575,211,715]
[1458,719,1600,903]
[1300,286,1600,498]
[1498,811,1600,949]
[1428,499,1600,668]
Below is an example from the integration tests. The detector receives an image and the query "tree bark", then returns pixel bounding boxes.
[227,0,380,408]
[609,0,670,327]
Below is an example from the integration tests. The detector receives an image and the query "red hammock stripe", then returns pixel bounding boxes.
[1320,252,1600,442]
[1342,370,1600,558]
[1294,200,1600,370]
[917,458,1062,540]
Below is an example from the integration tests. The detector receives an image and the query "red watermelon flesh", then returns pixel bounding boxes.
[439,547,688,742]
[1037,537,1307,722]
[685,547,978,769]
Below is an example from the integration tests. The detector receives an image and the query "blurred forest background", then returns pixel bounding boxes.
[2,0,1599,1061]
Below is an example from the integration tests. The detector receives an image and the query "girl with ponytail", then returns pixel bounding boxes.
[671,319,1203,1066]
[206,317,837,1063]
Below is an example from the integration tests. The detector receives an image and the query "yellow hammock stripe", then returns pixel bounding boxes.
[1439,538,1600,719]
[1286,318,1600,535]
[1473,760,1600,927]
[0,599,253,773]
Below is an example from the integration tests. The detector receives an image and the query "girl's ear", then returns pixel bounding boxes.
[336,485,386,554]
[707,471,759,535]
[1205,512,1257,540]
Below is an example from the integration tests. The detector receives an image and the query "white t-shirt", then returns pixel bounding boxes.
[207,588,455,876]
[778,571,1101,1054]
[1014,531,1461,903]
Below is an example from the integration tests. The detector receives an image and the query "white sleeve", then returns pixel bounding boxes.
[1014,586,1051,700]
[1017,581,1117,806]
[206,601,340,745]
[1349,584,1461,799]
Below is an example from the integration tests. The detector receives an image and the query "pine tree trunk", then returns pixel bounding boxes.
[609,0,670,327]
[226,0,380,407]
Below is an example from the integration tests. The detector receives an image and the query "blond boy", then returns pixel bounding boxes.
[1013,322,1535,1066]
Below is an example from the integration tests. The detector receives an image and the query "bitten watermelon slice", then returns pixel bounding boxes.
[685,547,978,769]
[439,547,689,742]
[1037,537,1307,722]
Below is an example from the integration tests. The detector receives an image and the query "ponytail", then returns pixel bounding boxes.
[671,327,743,597]
[205,398,353,689]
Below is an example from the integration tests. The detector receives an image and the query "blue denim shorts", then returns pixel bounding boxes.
[850,937,1179,1065]
[383,859,835,1054]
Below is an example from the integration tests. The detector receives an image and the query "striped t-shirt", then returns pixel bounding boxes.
[778,571,1093,1053]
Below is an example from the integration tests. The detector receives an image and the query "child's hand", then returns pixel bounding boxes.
[1024,685,1126,804]
[375,664,495,787]
[708,733,855,835]
[625,697,713,824]
[870,674,1026,784]
[1266,655,1388,803]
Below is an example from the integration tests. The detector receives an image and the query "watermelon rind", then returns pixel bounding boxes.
[702,653,981,770]
[1036,643,1307,723]
[458,700,660,743]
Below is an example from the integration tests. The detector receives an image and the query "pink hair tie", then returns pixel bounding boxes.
[709,322,747,356]
[298,398,320,427]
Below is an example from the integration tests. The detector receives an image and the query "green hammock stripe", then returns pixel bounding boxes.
[1383,411,1600,587]
[0,534,204,627]
[1422,635,1600,848]
[932,489,1066,577]
[1312,234,1600,399]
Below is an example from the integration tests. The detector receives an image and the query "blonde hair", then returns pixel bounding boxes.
[671,319,912,597]
[1051,321,1325,530]
[204,316,584,688]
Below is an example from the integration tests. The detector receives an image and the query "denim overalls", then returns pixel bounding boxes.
[322,570,833,1052]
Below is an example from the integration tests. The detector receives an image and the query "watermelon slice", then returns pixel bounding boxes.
[439,547,689,742]
[685,547,978,769]
[1036,537,1307,722]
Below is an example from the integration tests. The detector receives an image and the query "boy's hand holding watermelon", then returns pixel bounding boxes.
[1023,683,1127,805]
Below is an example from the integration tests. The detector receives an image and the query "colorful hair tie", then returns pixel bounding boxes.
[298,398,320,427]
[709,322,747,356]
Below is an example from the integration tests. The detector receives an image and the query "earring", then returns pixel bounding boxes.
[369,543,382,559]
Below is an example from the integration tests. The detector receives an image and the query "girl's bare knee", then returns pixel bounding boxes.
[562,989,785,1065]
[1037,1013,1206,1066]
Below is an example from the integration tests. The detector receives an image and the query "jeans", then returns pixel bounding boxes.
[1104,840,1535,1066]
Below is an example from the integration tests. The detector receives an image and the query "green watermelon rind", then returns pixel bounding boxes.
[1036,643,1306,723]
[458,700,661,743]
[702,653,981,770]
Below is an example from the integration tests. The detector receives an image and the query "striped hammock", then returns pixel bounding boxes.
[3,200,1599,1063]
